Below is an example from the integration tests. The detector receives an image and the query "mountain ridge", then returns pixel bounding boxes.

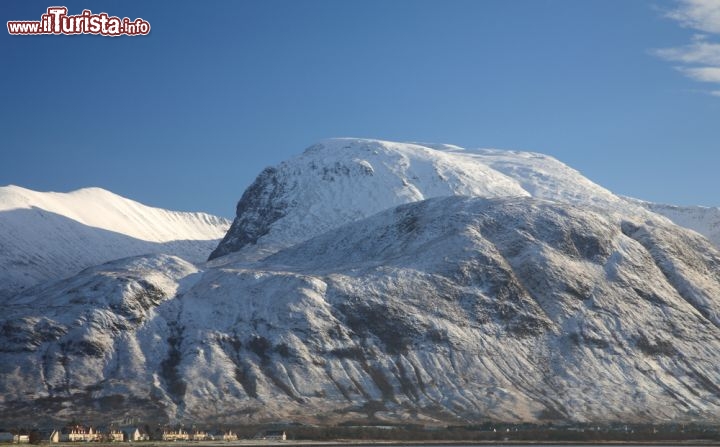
[0,185,230,299]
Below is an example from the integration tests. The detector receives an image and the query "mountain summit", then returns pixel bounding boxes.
[210,138,635,262]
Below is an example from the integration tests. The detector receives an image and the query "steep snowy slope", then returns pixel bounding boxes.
[0,185,230,298]
[5,197,720,425]
[159,197,720,424]
[209,139,651,262]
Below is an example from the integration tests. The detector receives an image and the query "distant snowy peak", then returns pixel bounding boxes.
[0,185,231,298]
[0,185,229,243]
[210,138,634,261]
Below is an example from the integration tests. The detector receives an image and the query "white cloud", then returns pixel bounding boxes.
[656,0,720,96]
[654,41,720,65]
[667,0,720,34]
[678,66,720,82]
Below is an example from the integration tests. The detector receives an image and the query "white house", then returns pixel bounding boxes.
[162,428,189,441]
[107,429,124,442]
[120,427,149,442]
[222,430,238,441]
[49,430,61,443]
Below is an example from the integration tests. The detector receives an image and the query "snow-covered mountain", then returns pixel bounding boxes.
[0,185,230,299]
[3,138,720,427]
[209,139,647,262]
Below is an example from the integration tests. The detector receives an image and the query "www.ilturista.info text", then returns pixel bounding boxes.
[7,7,150,36]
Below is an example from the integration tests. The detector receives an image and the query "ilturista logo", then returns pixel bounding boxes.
[7,7,151,36]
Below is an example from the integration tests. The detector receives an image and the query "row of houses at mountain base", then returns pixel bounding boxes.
[6,425,278,443]
[47,426,149,443]
[160,429,277,442]
[0,433,30,444]
[161,428,241,442]
[51,426,99,442]
[161,428,207,441]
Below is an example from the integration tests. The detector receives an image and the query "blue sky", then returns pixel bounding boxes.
[1,0,719,218]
